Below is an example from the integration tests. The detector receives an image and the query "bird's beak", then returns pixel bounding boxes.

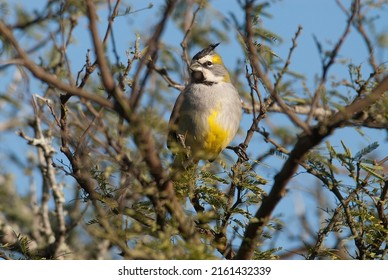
[189,61,202,72]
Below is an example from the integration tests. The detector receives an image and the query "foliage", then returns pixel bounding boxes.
[0,0,387,260]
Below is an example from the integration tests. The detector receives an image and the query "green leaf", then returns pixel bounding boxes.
[359,163,385,181]
[353,142,379,161]
[340,140,352,159]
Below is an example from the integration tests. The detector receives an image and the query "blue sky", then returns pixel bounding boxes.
[1,0,388,258]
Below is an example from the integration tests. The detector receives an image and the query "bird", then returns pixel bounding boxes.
[168,43,242,172]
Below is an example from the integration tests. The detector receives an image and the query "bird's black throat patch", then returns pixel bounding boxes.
[191,71,216,86]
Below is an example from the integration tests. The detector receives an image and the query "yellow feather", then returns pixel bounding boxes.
[211,54,223,65]
[204,109,229,155]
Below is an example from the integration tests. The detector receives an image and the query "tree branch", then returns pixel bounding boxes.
[236,75,388,259]
[0,21,114,110]
[308,0,359,123]
[129,0,178,110]
[85,0,200,246]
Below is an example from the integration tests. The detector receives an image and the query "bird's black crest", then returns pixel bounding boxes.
[192,43,220,61]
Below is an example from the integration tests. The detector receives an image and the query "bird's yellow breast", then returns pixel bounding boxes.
[203,109,230,156]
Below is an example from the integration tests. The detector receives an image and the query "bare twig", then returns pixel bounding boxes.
[129,0,178,110]
[0,20,113,109]
[308,0,359,123]
[274,25,303,89]
[242,4,311,135]
[336,0,380,79]
[180,1,203,68]
[242,101,334,120]
[152,66,185,91]
[271,26,313,134]
[18,96,69,259]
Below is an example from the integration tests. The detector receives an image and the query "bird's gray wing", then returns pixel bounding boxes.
[167,89,186,150]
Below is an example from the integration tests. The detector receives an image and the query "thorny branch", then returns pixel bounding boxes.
[18,97,68,259]
[238,65,388,260]
[307,0,359,123]
[85,0,201,246]
[180,0,204,68]
[0,21,113,109]
[236,0,388,260]
[0,0,387,260]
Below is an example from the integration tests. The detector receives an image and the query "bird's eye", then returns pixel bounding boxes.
[205,61,213,67]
